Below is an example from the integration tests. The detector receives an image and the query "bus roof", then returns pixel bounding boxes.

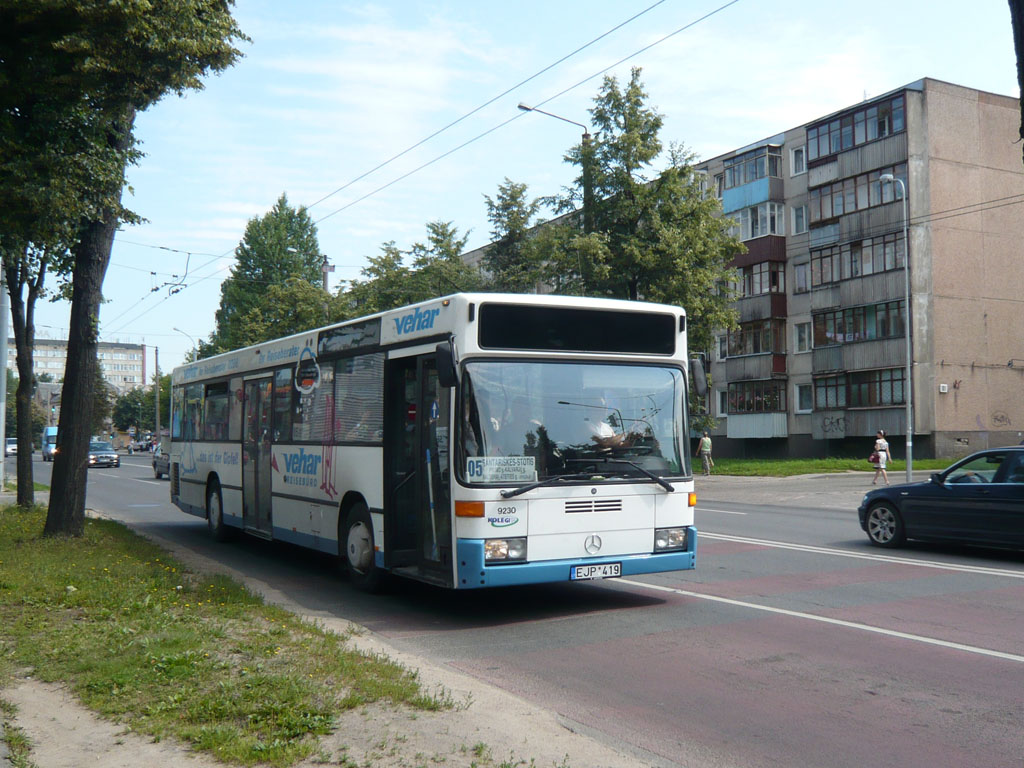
[172,293,687,384]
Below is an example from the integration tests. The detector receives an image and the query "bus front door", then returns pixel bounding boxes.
[242,377,273,537]
[385,354,452,585]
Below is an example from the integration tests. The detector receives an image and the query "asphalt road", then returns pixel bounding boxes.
[16,455,1024,768]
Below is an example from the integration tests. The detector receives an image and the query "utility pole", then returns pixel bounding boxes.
[320,254,334,292]
[154,347,160,446]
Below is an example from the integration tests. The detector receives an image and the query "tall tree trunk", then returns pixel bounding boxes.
[4,249,47,508]
[44,106,135,537]
[1011,0,1024,163]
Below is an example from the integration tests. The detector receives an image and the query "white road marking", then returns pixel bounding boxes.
[698,507,748,515]
[619,577,1024,664]
[700,531,1024,579]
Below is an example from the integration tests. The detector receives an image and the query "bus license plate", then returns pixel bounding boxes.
[571,563,621,580]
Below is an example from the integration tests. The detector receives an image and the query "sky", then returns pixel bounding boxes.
[23,0,1021,376]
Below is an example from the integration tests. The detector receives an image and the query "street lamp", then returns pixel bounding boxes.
[518,102,594,234]
[173,327,196,359]
[880,173,913,482]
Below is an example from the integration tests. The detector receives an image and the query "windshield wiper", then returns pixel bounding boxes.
[499,473,597,499]
[569,457,675,493]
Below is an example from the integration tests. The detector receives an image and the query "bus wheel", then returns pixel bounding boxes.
[206,480,231,542]
[343,503,381,592]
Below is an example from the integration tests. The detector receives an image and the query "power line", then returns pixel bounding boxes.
[305,0,672,211]
[315,0,744,224]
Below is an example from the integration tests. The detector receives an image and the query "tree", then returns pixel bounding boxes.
[549,68,742,357]
[0,2,246,536]
[1011,1,1024,163]
[220,279,347,349]
[482,180,545,292]
[90,368,116,438]
[204,194,324,356]
[343,222,484,313]
[112,388,148,433]
[111,374,171,435]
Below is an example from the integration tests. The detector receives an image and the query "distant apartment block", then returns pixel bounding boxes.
[6,338,149,396]
[695,78,1024,458]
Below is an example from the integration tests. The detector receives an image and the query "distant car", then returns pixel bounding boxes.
[4,438,16,456]
[859,446,1024,550]
[152,444,170,479]
[87,440,120,469]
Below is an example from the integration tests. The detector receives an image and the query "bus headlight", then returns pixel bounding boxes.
[654,527,687,552]
[484,537,527,562]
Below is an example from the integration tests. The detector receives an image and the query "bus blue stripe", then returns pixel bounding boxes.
[455,527,697,589]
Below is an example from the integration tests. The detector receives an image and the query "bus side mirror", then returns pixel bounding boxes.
[690,357,707,398]
[436,341,458,388]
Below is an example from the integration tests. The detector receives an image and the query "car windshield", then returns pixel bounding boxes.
[459,360,688,484]
[5,439,15,446]
[89,441,114,452]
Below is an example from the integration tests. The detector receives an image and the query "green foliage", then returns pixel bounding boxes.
[343,221,485,314]
[111,375,171,433]
[482,180,545,292]
[207,194,327,355]
[0,507,450,766]
[551,68,742,354]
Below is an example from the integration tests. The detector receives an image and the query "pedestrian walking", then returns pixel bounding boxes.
[871,429,891,485]
[697,430,713,476]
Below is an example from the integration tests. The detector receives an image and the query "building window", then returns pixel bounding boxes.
[728,320,786,357]
[813,300,905,347]
[794,262,809,294]
[731,202,786,241]
[741,261,785,297]
[713,173,724,199]
[808,164,907,224]
[728,379,787,414]
[717,335,728,362]
[790,146,806,176]
[811,234,906,287]
[792,204,807,235]
[723,145,783,190]
[814,368,905,410]
[795,384,813,413]
[795,322,811,353]
[807,95,905,161]
[716,389,728,418]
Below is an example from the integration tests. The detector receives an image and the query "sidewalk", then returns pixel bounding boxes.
[693,469,932,511]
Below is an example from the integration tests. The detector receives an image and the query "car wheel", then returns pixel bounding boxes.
[342,503,381,592]
[206,480,232,542]
[866,502,906,548]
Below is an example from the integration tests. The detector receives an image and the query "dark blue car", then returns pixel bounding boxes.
[858,446,1024,549]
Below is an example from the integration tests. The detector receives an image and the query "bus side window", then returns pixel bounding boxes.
[273,368,292,442]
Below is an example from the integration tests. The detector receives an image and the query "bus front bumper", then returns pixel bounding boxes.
[455,527,697,589]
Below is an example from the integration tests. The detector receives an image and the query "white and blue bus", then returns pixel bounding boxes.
[169,293,706,590]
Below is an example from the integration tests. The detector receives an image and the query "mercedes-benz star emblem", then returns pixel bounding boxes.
[584,534,602,555]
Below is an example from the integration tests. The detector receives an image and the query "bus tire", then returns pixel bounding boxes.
[343,503,381,592]
[206,480,231,542]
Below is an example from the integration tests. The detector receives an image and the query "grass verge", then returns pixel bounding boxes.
[0,505,450,767]
[710,456,954,476]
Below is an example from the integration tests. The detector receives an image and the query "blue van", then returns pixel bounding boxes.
[41,426,59,461]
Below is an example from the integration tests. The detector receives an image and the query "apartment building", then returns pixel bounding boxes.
[6,338,149,396]
[696,78,1024,458]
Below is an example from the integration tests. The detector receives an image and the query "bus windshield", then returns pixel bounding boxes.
[460,360,688,484]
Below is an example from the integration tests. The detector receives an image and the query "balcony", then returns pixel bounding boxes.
[726,353,787,381]
[812,338,906,374]
[736,292,787,323]
[811,407,905,440]
[727,413,788,439]
[732,235,786,269]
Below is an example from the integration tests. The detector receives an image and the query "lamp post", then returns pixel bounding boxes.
[517,102,594,234]
[880,173,912,482]
[173,327,196,359]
